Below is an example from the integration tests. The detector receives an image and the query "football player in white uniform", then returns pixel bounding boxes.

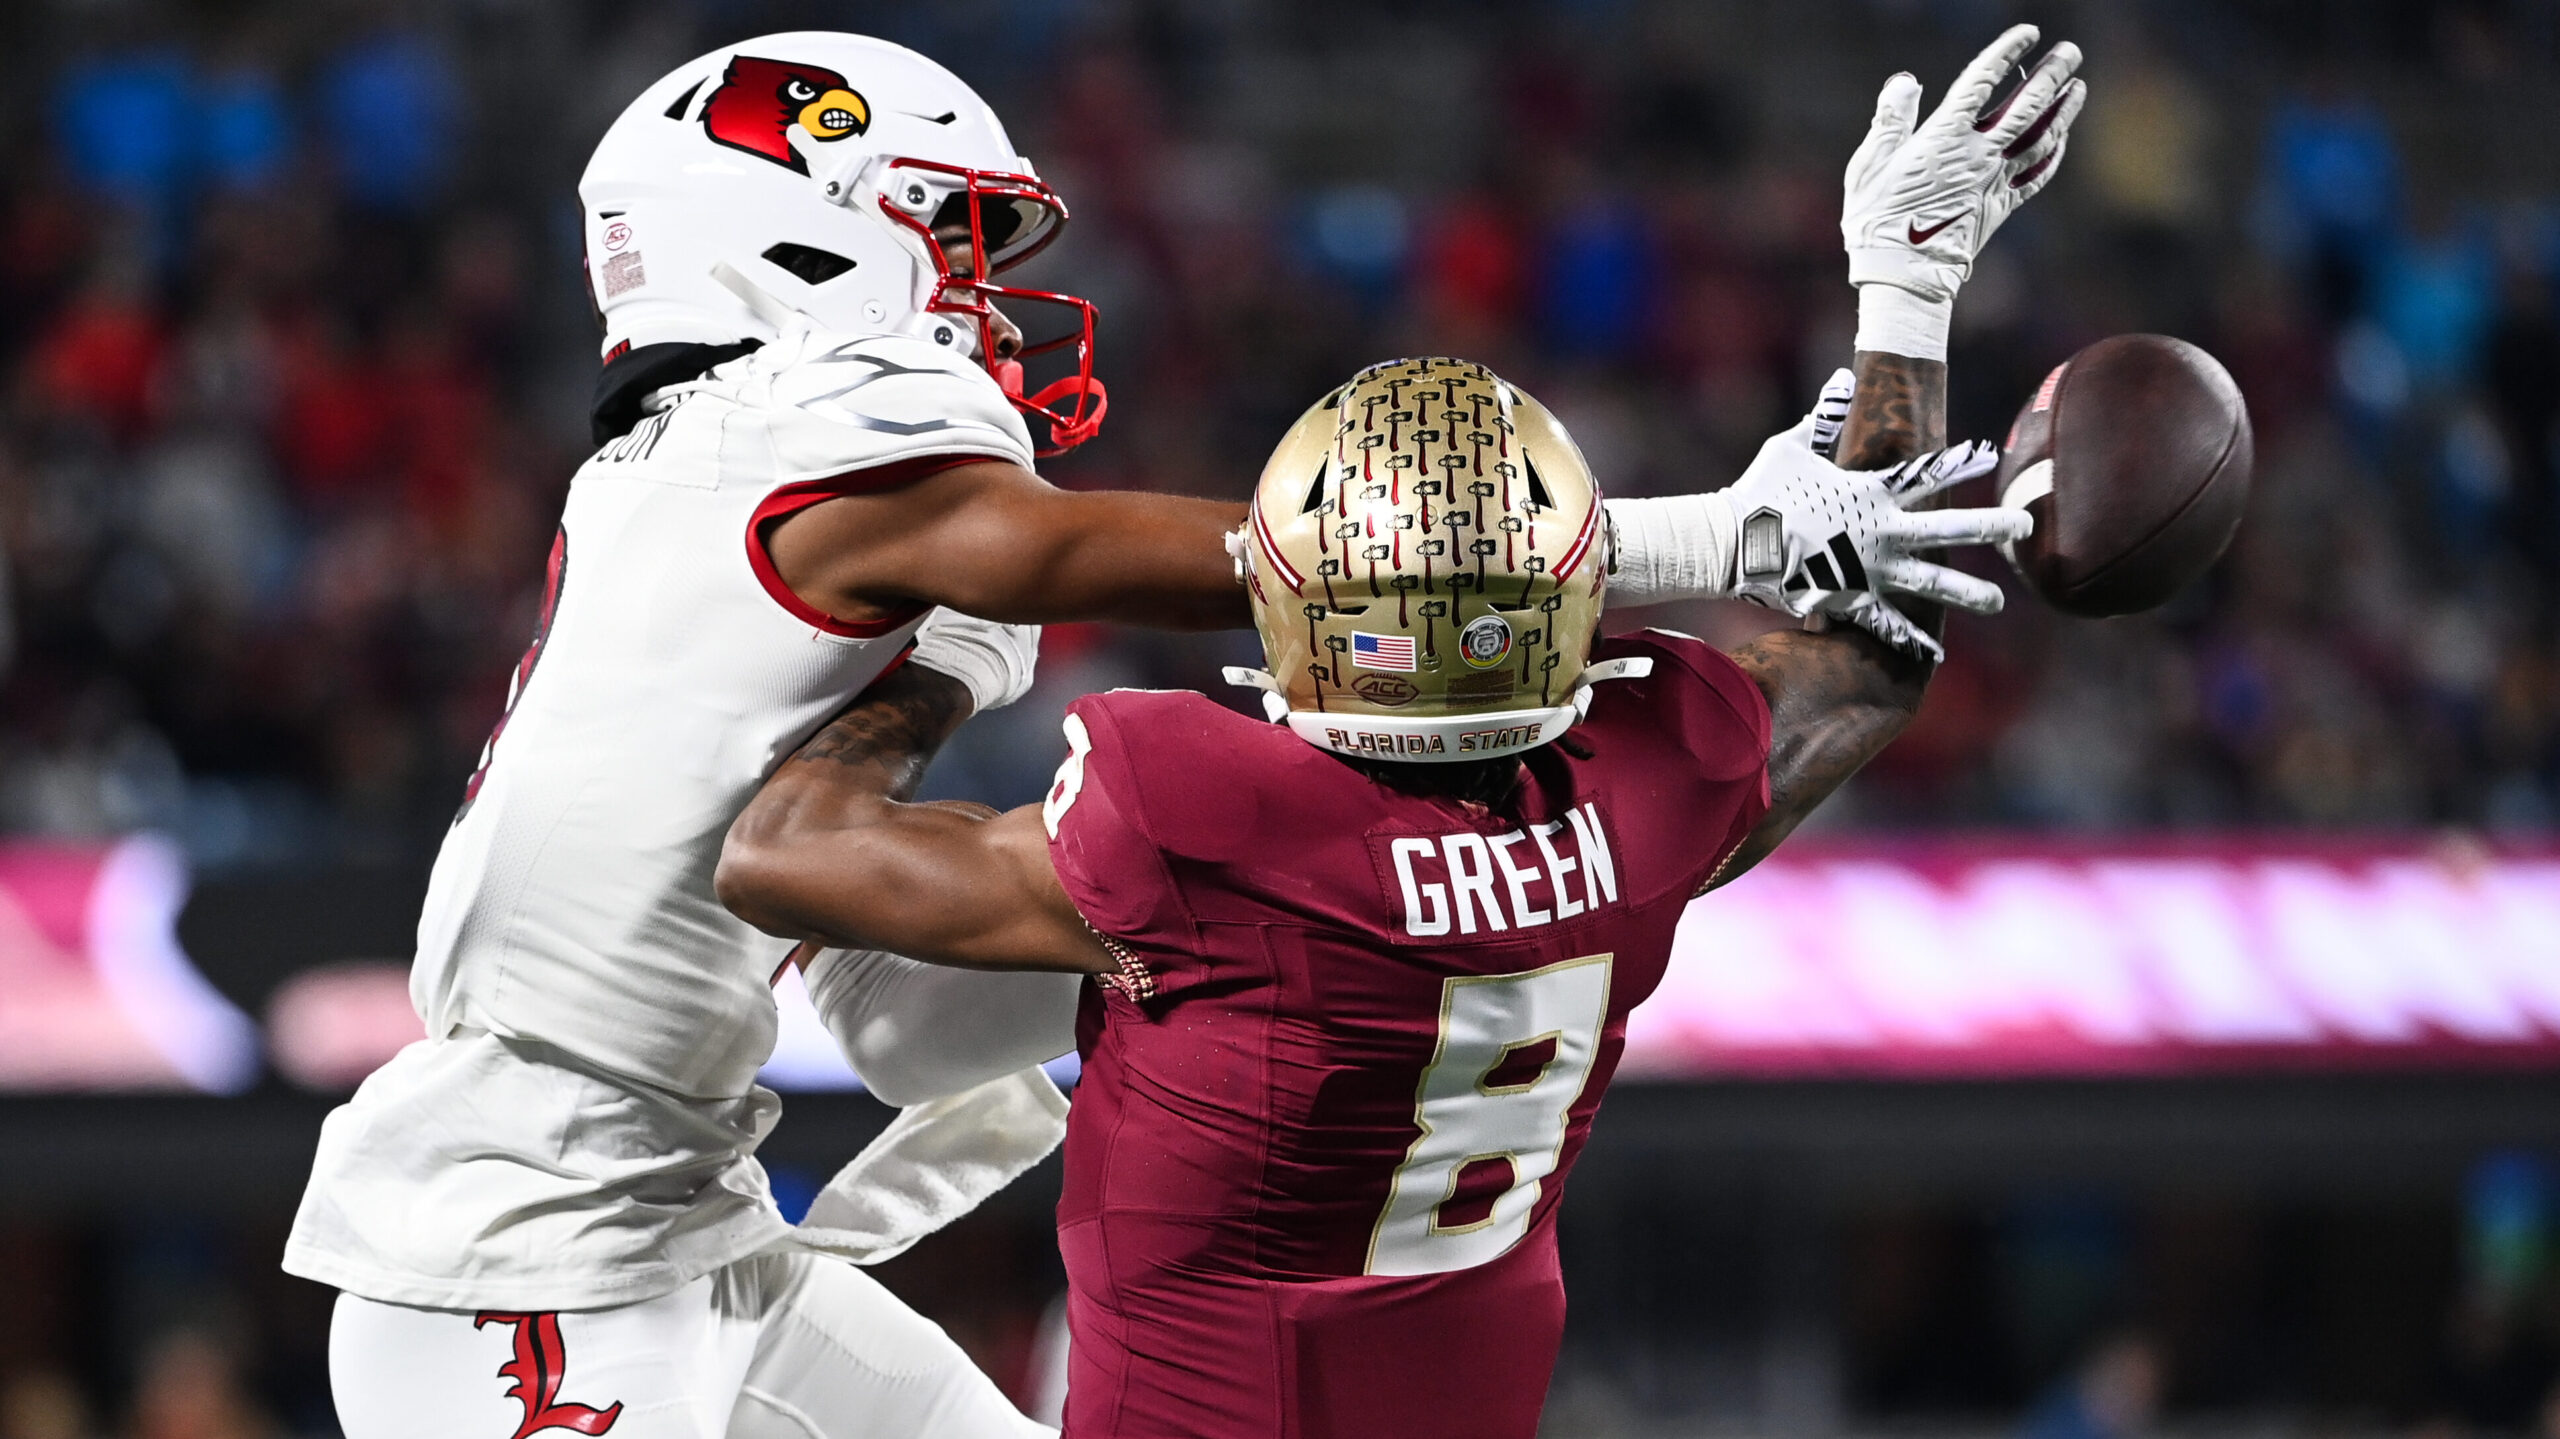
[286,26,2078,1439]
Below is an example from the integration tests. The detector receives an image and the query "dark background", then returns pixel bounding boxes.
[2,0,2558,1435]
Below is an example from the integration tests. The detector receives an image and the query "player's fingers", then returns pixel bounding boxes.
[2009,131,2070,202]
[1944,24,2041,125]
[2005,84,2084,197]
[2001,70,2086,164]
[2002,126,2063,192]
[2001,78,2084,186]
[1848,73,1925,189]
[1751,416,1823,478]
[1814,367,1857,418]
[1808,368,1857,457]
[1884,440,2001,498]
[1884,505,2034,550]
[1985,41,2083,147]
[1877,556,2007,614]
[1836,593,1946,662]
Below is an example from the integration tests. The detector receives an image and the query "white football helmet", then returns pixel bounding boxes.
[579,33,1104,452]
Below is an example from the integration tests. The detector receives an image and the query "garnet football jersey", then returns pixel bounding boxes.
[1044,629,1771,1439]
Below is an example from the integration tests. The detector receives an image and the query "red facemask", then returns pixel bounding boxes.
[874,158,1108,457]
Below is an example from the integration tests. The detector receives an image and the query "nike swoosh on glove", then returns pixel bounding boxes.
[1729,369,2030,662]
[908,610,1041,714]
[1842,23,2087,305]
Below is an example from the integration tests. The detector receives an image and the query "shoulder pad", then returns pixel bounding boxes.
[710,331,1038,482]
[1068,689,1344,862]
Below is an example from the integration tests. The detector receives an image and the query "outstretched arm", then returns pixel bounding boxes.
[767,460,1248,631]
[1705,20,2081,879]
[1712,349,1945,885]
[716,661,1112,975]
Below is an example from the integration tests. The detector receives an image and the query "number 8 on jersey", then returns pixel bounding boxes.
[1367,954,1613,1276]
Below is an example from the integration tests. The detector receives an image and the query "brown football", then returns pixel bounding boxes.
[1992,334,2254,617]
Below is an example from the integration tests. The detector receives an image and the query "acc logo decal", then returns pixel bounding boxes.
[1353,673,1419,706]
[1458,614,1513,670]
[702,56,870,175]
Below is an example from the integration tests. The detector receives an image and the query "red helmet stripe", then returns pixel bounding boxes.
[1252,500,1306,592]
[1551,496,1602,582]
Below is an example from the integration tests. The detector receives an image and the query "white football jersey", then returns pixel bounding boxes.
[421,326,1034,1097]
[286,325,1037,1308]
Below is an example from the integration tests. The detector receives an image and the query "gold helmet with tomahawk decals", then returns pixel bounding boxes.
[1225,357,1650,764]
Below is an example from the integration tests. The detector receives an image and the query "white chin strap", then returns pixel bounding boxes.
[710,260,807,334]
[1221,657,1653,765]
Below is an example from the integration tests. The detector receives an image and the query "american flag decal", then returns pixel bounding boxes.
[1352,632,1418,672]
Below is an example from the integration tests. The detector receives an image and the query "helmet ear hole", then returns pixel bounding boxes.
[760,242,858,285]
[1522,453,1556,510]
[1300,458,1331,515]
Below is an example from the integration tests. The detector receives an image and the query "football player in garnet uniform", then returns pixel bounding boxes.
[713,26,2079,1438]
[715,336,2044,1435]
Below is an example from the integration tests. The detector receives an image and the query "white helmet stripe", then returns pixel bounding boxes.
[1551,492,1603,582]
[1251,499,1306,592]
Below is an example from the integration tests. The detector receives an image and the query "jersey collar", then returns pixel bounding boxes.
[590,339,764,445]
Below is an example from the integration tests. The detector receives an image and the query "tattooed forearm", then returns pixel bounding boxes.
[1713,626,1926,885]
[1835,351,1946,466]
[717,660,979,942]
[1706,348,1949,886]
[790,662,975,801]
[719,660,1106,972]
[1840,348,1951,642]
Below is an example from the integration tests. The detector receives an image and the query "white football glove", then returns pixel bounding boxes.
[1726,370,2025,661]
[1842,24,2085,349]
[1604,371,2030,662]
[907,610,1040,714]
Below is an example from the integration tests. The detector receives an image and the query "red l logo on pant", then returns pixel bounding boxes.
[473,1312,625,1439]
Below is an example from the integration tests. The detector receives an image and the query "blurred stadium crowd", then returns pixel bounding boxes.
[3,0,2560,864]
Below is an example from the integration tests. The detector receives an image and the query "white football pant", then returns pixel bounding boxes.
[328,1250,1049,1439]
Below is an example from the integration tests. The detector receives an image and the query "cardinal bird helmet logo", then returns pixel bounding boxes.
[702,55,870,175]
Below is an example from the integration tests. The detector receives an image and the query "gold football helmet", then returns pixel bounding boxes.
[1228,358,1643,763]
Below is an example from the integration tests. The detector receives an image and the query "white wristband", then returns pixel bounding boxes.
[1603,493,1738,607]
[907,611,1040,714]
[1853,282,1952,363]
